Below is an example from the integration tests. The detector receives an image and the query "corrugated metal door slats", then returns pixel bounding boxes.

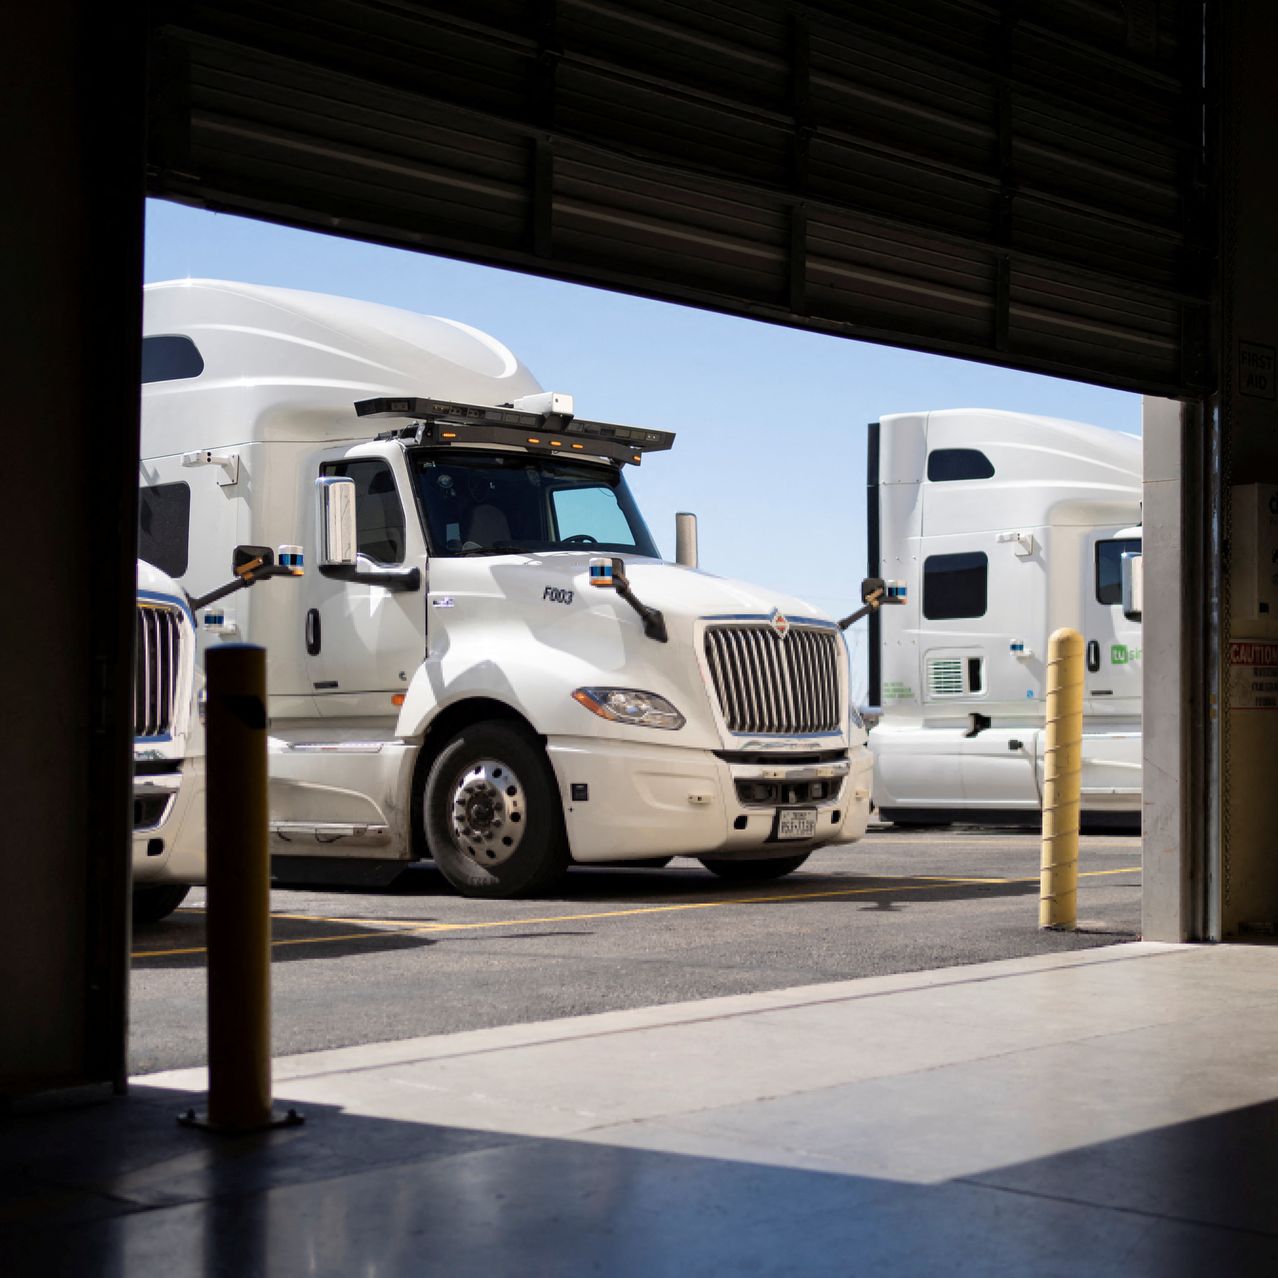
[148,0,1208,394]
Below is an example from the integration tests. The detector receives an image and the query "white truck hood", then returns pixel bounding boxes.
[623,559,833,624]
[422,552,849,752]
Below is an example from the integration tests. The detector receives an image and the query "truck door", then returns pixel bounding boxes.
[1083,531,1143,707]
[1078,530,1143,806]
[304,453,426,714]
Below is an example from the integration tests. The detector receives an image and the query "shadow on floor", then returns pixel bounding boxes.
[2,1086,1275,1276]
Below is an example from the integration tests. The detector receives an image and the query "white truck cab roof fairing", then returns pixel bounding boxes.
[141,279,542,455]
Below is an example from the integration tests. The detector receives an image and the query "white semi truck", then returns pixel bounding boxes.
[132,560,202,922]
[132,552,300,921]
[139,279,873,898]
[866,408,1142,829]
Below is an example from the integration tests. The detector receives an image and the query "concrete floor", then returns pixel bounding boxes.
[5,942,1278,1275]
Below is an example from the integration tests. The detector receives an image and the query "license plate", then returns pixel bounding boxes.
[775,807,818,841]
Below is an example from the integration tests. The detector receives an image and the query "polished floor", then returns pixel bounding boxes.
[5,942,1278,1275]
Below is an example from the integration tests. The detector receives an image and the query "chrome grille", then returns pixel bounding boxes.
[704,624,843,734]
[135,603,183,738]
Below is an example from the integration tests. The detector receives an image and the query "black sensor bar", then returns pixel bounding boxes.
[354,396,675,466]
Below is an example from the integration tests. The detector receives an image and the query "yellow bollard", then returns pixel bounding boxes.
[1040,627,1084,929]
[182,643,300,1133]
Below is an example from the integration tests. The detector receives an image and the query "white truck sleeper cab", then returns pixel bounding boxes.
[866,408,1142,830]
[141,280,873,897]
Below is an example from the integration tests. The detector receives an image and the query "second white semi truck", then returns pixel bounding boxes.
[132,560,202,922]
[139,279,873,898]
[866,408,1142,829]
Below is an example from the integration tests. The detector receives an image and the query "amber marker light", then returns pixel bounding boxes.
[527,437,541,444]
[391,693,406,706]
[441,431,457,439]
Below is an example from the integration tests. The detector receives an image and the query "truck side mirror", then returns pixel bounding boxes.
[316,476,357,567]
[1121,551,1143,622]
[233,544,275,573]
[861,577,908,605]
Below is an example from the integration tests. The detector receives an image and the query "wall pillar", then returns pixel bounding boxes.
[0,2,145,1097]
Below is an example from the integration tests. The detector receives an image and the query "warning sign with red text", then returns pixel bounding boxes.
[1229,641,1278,710]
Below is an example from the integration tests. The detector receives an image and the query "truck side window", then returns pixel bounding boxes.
[138,482,191,577]
[927,449,995,481]
[322,460,405,565]
[923,551,988,620]
[1095,538,1141,605]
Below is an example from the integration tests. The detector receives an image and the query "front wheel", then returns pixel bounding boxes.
[424,721,569,898]
[132,883,190,924]
[698,853,811,882]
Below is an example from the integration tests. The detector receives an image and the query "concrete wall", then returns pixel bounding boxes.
[0,2,143,1097]
[1142,398,1211,941]
[1216,1,1278,940]
[1145,0,1278,942]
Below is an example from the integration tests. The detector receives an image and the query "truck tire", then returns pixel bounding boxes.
[132,884,191,924]
[698,853,811,881]
[424,721,569,898]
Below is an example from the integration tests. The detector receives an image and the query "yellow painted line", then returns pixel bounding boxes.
[914,866,1140,884]
[132,925,426,959]
[212,864,1145,933]
[872,836,1141,846]
[131,866,1141,959]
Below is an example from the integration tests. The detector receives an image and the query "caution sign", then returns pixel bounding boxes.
[1229,640,1278,709]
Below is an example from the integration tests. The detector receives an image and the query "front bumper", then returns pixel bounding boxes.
[131,758,205,885]
[547,736,873,863]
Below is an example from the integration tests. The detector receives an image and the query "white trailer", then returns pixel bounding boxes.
[866,408,1142,828]
[140,279,873,897]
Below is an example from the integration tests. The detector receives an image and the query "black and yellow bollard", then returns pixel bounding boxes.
[1040,627,1084,929]
[181,643,301,1133]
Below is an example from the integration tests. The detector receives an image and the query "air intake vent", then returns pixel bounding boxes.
[136,603,184,738]
[704,624,842,734]
[927,657,966,698]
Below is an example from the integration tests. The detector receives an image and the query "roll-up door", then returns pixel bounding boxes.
[147,0,1208,395]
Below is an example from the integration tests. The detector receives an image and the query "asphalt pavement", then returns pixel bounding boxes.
[128,825,1141,1074]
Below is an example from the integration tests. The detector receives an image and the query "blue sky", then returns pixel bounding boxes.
[144,200,1140,698]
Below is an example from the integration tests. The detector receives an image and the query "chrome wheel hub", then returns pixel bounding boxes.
[449,758,526,866]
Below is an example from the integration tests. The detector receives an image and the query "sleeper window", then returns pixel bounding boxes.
[138,482,191,577]
[141,335,205,384]
[923,552,988,620]
[926,449,995,482]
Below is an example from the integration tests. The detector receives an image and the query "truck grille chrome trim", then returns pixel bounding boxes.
[705,624,842,734]
[135,603,183,738]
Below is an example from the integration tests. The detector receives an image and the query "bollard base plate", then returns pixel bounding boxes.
[178,1106,305,1135]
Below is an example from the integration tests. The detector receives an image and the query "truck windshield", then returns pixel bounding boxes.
[410,451,660,558]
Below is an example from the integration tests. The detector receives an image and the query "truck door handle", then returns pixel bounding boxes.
[1086,640,1100,672]
[306,608,321,656]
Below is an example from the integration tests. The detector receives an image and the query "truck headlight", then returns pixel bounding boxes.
[572,687,685,730]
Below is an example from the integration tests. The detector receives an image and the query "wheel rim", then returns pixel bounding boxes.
[448,757,527,867]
